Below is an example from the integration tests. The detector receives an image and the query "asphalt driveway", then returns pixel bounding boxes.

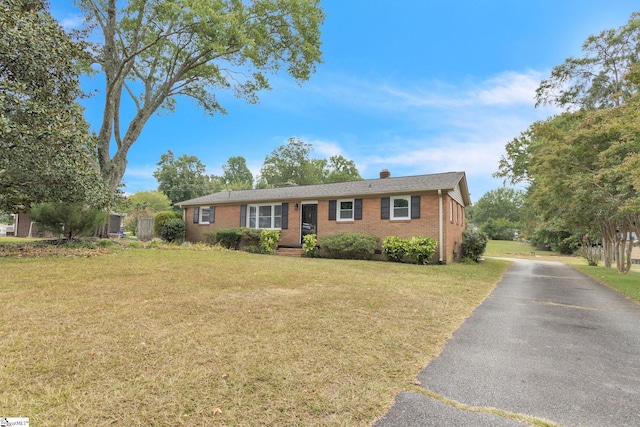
[375,259,640,426]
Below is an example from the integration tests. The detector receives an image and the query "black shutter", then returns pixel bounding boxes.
[210,206,215,223]
[328,200,337,221]
[354,199,363,220]
[240,205,247,227]
[281,203,288,229]
[381,197,390,219]
[193,207,200,223]
[411,196,421,219]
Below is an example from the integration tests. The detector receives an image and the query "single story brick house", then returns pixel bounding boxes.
[177,170,471,263]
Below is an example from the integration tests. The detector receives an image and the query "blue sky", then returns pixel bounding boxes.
[51,1,639,202]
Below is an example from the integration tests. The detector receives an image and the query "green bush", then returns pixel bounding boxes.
[302,234,318,257]
[153,211,181,236]
[259,230,280,254]
[160,218,185,243]
[382,236,407,262]
[239,228,261,248]
[28,203,108,239]
[216,228,242,249]
[405,236,438,265]
[215,228,261,250]
[459,229,488,262]
[383,235,437,264]
[318,232,379,260]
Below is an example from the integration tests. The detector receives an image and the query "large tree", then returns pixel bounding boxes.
[153,150,212,205]
[498,104,640,272]
[215,156,254,190]
[470,187,525,240]
[126,190,172,212]
[259,138,361,187]
[536,12,640,109]
[75,0,324,197]
[0,0,107,212]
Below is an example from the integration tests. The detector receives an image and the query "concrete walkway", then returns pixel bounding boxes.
[375,259,640,426]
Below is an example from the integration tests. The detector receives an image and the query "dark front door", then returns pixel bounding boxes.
[301,203,318,243]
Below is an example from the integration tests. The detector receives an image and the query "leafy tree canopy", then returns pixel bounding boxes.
[471,187,525,225]
[28,202,108,240]
[536,12,640,110]
[212,156,254,190]
[0,0,107,212]
[126,191,173,213]
[153,150,212,205]
[259,138,361,187]
[75,0,324,197]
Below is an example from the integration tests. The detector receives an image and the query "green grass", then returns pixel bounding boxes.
[0,248,511,426]
[486,240,640,304]
[573,264,640,303]
[484,240,540,257]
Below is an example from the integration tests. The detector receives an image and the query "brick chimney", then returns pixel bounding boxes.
[379,169,391,179]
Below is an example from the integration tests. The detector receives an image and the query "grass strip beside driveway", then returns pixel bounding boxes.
[1,249,509,426]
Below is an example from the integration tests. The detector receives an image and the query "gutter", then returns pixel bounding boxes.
[438,189,444,263]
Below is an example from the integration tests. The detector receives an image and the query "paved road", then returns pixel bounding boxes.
[375,259,640,426]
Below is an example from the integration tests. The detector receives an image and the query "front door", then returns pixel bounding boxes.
[301,203,318,243]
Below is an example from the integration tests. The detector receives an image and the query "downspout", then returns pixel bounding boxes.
[438,190,444,264]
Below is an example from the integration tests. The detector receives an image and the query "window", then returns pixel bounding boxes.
[248,204,282,229]
[337,199,354,221]
[391,196,410,219]
[450,199,454,222]
[200,207,211,224]
[193,206,213,224]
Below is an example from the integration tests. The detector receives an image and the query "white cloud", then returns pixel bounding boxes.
[122,166,157,193]
[472,70,543,106]
[307,139,343,158]
[59,15,84,30]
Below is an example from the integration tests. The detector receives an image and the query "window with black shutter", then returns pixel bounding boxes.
[381,197,390,219]
[328,200,337,221]
[354,199,363,220]
[281,203,289,230]
[411,196,421,219]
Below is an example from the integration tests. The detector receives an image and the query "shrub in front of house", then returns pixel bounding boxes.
[459,229,488,262]
[383,235,437,264]
[302,233,318,257]
[405,236,438,265]
[215,228,261,250]
[259,230,280,254]
[153,211,182,236]
[160,218,185,243]
[318,232,379,260]
[382,236,407,262]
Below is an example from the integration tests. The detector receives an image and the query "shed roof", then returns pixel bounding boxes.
[177,171,471,207]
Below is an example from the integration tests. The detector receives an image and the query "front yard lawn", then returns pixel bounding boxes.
[1,249,509,426]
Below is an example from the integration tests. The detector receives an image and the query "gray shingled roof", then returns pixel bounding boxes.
[177,171,470,207]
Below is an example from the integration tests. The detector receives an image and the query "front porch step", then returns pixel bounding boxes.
[276,247,304,257]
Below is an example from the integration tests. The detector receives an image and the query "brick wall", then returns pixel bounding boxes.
[183,191,467,263]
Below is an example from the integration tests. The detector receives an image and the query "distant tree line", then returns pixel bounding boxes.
[152,138,362,206]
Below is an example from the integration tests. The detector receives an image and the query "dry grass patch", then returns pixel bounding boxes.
[1,250,509,426]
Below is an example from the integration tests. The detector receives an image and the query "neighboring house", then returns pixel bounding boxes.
[177,170,472,263]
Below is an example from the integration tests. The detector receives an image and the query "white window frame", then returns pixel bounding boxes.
[199,206,211,224]
[337,199,355,221]
[391,196,411,220]
[247,204,282,229]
